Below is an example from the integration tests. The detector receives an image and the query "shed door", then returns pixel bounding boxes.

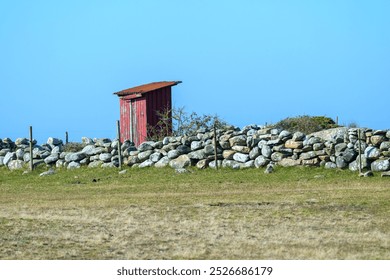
[129,97,147,146]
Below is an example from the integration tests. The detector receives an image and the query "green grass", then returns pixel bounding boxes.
[0,166,389,259]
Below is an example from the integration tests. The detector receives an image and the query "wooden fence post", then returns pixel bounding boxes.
[213,122,218,170]
[29,126,33,171]
[358,128,362,174]
[117,120,122,169]
[65,131,69,144]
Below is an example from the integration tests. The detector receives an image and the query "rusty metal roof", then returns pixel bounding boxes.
[114,81,182,96]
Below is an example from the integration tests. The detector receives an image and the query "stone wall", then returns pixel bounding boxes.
[1,125,390,173]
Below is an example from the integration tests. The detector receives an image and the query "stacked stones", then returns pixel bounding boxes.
[1,126,390,172]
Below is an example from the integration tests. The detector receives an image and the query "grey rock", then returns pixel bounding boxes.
[313,143,324,151]
[204,144,217,156]
[371,159,390,172]
[310,127,348,142]
[138,141,154,152]
[335,143,347,155]
[15,138,29,146]
[88,161,103,168]
[278,158,302,167]
[95,138,112,147]
[231,145,250,154]
[101,162,117,168]
[99,153,112,162]
[292,131,306,141]
[126,155,140,166]
[138,150,153,161]
[381,171,390,177]
[176,145,191,154]
[246,136,260,148]
[139,159,154,168]
[264,163,274,174]
[325,162,337,169]
[279,130,292,140]
[90,155,100,161]
[359,171,374,177]
[387,130,390,139]
[79,157,90,165]
[154,156,170,168]
[340,148,356,163]
[300,151,317,160]
[336,156,348,169]
[67,161,81,169]
[51,146,62,154]
[364,146,381,160]
[82,145,98,155]
[285,140,303,149]
[39,169,55,177]
[261,145,272,158]
[209,160,223,169]
[3,152,16,166]
[249,147,260,160]
[349,155,369,172]
[242,160,255,169]
[229,135,246,147]
[196,159,209,169]
[56,159,66,168]
[167,149,181,159]
[150,152,162,162]
[169,155,191,169]
[233,152,249,163]
[188,150,206,160]
[16,149,24,160]
[82,137,94,145]
[254,155,270,168]
[0,149,11,156]
[379,141,390,151]
[190,141,203,150]
[8,160,24,170]
[222,150,236,160]
[370,135,385,146]
[47,137,62,146]
[44,154,59,164]
[222,159,241,169]
[0,156,4,166]
[271,152,286,162]
[305,136,322,146]
[65,152,86,162]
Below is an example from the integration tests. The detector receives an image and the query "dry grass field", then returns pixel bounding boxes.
[0,166,389,259]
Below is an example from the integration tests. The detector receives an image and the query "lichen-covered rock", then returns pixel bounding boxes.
[169,154,191,169]
[254,155,270,168]
[154,156,170,168]
[8,160,24,170]
[371,159,390,172]
[233,152,249,163]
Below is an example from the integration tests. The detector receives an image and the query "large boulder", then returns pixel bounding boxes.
[233,152,249,163]
[8,160,24,170]
[169,155,191,169]
[371,159,390,172]
[364,146,381,160]
[229,135,246,147]
[65,152,86,162]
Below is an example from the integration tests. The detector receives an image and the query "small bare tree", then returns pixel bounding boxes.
[146,107,230,141]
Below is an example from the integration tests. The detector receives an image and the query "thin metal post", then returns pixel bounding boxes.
[117,120,122,169]
[29,126,33,171]
[213,122,218,170]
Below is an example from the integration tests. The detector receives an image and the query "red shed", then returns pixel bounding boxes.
[113,81,182,146]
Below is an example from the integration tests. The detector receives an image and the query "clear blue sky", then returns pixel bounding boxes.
[1,0,389,143]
